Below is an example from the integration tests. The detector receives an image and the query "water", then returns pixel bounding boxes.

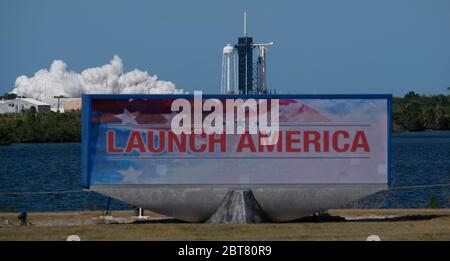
[0,143,130,212]
[382,131,450,208]
[0,131,449,212]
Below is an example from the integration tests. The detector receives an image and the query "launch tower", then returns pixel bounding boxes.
[221,12,274,94]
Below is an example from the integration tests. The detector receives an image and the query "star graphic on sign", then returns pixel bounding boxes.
[118,166,143,184]
[115,108,139,124]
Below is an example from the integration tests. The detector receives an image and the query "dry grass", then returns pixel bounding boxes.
[1,209,450,241]
[0,210,163,224]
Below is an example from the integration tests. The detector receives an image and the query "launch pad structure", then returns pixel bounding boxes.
[221,12,274,95]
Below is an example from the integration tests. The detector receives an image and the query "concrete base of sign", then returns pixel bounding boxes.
[91,184,387,223]
[206,190,269,224]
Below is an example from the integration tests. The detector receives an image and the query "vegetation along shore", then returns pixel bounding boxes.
[0,91,449,145]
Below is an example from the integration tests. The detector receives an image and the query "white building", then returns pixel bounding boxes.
[0,98,51,114]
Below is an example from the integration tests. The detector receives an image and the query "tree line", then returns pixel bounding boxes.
[0,91,449,144]
[0,108,81,145]
[393,91,450,131]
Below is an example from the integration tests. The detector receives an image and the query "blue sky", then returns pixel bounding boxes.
[1,0,450,96]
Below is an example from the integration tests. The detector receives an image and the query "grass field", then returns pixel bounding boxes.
[1,209,450,241]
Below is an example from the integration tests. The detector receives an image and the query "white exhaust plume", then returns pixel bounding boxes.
[12,55,183,108]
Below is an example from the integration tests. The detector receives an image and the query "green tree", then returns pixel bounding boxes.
[0,117,14,145]
[404,91,419,102]
[422,107,437,129]
[435,107,449,130]
[0,110,81,144]
[399,101,425,131]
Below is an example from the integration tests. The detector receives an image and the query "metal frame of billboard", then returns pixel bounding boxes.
[81,94,392,189]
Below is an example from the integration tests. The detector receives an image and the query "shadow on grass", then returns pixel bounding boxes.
[127,213,447,224]
[346,215,445,222]
[289,213,447,223]
[131,218,185,224]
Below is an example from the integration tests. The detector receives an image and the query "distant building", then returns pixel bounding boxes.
[63,98,82,112]
[0,98,51,114]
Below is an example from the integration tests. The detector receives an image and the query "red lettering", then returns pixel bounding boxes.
[304,131,320,152]
[107,129,372,155]
[107,131,123,153]
[125,131,145,153]
[147,130,165,153]
[323,130,330,152]
[209,134,227,152]
[332,130,350,152]
[168,131,186,153]
[286,131,301,152]
[189,133,207,153]
[258,131,282,152]
[236,133,256,152]
[351,130,370,152]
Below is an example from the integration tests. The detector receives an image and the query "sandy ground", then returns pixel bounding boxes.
[1,209,449,240]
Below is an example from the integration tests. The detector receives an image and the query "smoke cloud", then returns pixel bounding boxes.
[12,55,183,107]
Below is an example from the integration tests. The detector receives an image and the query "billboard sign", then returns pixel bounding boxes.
[81,94,391,188]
